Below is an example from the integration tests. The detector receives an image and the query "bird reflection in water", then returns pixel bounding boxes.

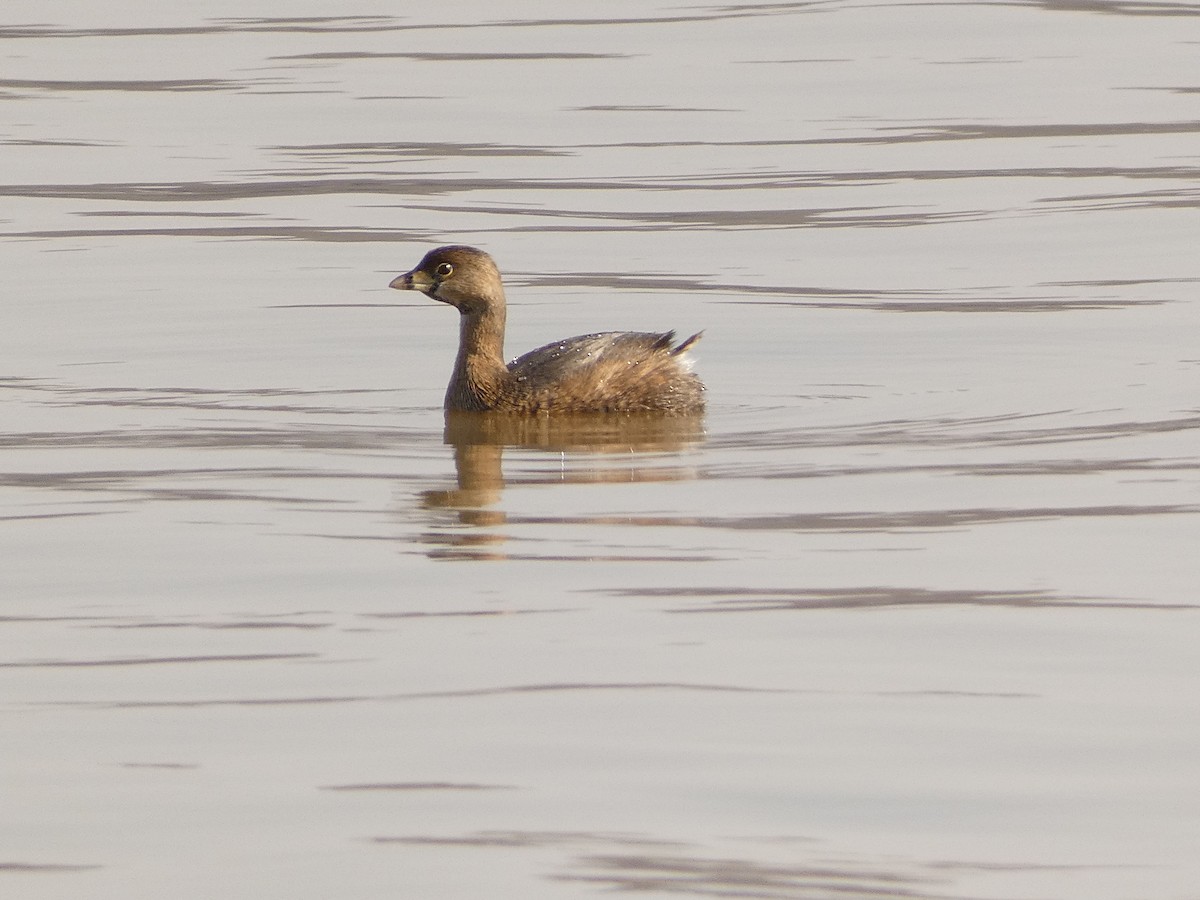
[418,412,705,560]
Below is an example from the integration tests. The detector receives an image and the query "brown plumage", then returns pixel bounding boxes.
[389,246,705,415]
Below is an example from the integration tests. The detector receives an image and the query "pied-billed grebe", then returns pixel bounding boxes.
[389,246,705,415]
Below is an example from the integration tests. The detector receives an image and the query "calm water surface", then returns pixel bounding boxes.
[3,2,1200,898]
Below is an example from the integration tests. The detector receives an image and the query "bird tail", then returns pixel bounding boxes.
[671,331,703,355]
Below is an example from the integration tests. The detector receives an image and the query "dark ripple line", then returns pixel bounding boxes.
[57,681,778,710]
[2,138,115,147]
[361,608,570,619]
[512,273,1170,313]
[0,470,383,501]
[0,511,112,522]
[1016,0,1200,17]
[372,829,688,849]
[0,225,425,242]
[0,17,401,39]
[2,380,399,403]
[0,862,103,873]
[0,179,451,201]
[707,455,1200,483]
[0,426,437,451]
[272,51,628,61]
[98,620,332,631]
[600,586,1194,612]
[275,140,569,158]
[323,781,516,792]
[0,612,330,627]
[402,200,981,230]
[1,653,316,668]
[5,159,1196,205]
[524,271,1168,311]
[580,121,1200,147]
[269,138,1200,181]
[0,8,823,41]
[0,77,253,92]
[1036,186,1200,213]
[508,504,1199,533]
[707,412,1200,450]
[118,762,199,769]
[561,852,938,899]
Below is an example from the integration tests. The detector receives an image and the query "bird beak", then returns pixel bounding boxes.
[389,269,434,293]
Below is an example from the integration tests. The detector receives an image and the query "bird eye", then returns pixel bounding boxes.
[435,262,454,278]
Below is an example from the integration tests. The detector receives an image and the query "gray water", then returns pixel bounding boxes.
[3,3,1200,898]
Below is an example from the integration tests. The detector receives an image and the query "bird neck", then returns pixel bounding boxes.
[447,303,512,411]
